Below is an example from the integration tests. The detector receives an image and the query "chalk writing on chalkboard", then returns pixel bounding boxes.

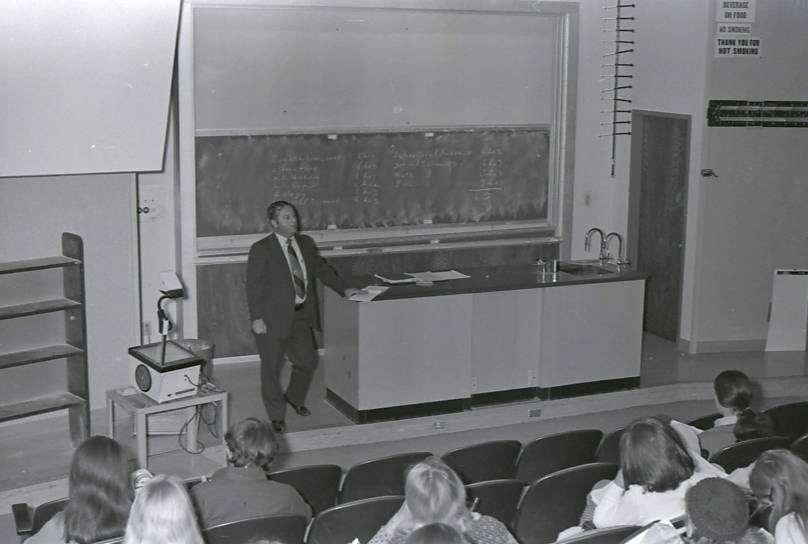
[195,128,549,237]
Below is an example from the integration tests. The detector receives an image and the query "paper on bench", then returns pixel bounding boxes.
[349,285,389,302]
[407,270,470,282]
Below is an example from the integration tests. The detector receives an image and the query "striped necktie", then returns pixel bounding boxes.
[286,239,306,300]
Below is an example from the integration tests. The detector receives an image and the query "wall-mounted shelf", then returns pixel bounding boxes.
[0,233,89,446]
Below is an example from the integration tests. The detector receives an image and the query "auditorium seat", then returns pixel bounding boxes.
[441,439,522,483]
[12,498,69,542]
[340,451,431,503]
[791,432,808,461]
[709,436,791,472]
[513,462,620,544]
[687,413,721,431]
[204,513,308,544]
[269,463,343,514]
[465,479,525,528]
[557,525,640,544]
[595,428,625,464]
[515,429,603,484]
[307,495,404,544]
[764,401,808,440]
[184,476,204,489]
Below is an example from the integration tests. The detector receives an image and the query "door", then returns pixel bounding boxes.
[628,111,689,341]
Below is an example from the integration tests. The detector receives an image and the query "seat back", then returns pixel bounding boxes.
[687,413,721,431]
[185,476,204,490]
[441,440,522,483]
[307,495,405,544]
[791,432,808,462]
[465,479,524,529]
[595,428,624,465]
[764,402,808,440]
[514,462,619,544]
[33,498,70,535]
[340,451,431,503]
[269,464,342,515]
[558,525,640,544]
[516,429,604,484]
[709,436,791,472]
[203,514,308,544]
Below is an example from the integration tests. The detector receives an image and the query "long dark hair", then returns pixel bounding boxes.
[734,409,775,441]
[713,371,773,441]
[62,436,133,544]
[621,417,695,492]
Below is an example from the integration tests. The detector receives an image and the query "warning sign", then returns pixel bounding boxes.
[715,36,762,58]
[716,23,751,35]
[715,0,756,23]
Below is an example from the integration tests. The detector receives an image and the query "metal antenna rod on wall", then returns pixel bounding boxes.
[601,1,635,177]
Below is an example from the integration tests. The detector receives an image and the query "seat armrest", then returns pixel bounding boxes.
[12,502,33,537]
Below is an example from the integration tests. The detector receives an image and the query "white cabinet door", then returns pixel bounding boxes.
[539,280,644,388]
[471,289,542,394]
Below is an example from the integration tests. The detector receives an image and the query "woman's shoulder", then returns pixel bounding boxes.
[24,512,68,544]
[468,514,518,543]
[775,512,800,533]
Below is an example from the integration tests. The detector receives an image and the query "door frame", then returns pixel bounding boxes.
[628,109,691,341]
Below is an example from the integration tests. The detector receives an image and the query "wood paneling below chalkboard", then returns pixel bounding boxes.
[196,128,550,237]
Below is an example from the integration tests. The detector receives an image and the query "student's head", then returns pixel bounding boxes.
[123,474,204,544]
[685,478,750,543]
[733,410,775,442]
[225,417,278,471]
[749,450,808,534]
[63,435,133,544]
[405,457,468,527]
[267,200,299,237]
[620,417,695,492]
[404,523,469,544]
[714,371,753,415]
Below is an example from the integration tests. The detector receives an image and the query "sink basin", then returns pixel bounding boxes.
[557,262,614,276]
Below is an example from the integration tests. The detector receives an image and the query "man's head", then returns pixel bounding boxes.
[224,417,278,472]
[267,200,299,238]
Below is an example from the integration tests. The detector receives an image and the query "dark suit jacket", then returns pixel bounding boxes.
[191,465,311,528]
[246,233,346,338]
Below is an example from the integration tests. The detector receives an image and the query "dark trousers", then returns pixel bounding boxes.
[253,312,318,421]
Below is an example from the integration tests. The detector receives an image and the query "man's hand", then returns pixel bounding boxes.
[252,318,267,335]
[343,288,362,299]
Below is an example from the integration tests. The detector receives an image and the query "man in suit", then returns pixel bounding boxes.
[246,201,359,433]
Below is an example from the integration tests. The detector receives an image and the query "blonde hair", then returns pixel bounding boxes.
[392,457,470,538]
[123,475,204,544]
[750,450,808,538]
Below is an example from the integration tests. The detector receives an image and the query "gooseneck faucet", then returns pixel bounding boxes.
[605,232,631,267]
[584,227,609,263]
[604,232,628,266]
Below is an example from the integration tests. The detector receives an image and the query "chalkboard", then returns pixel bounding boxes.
[195,129,549,237]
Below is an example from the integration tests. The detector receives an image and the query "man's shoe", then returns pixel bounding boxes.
[284,395,311,416]
[271,420,286,433]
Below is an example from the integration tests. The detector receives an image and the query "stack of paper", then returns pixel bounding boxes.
[373,272,416,284]
[406,270,470,282]
[349,285,389,302]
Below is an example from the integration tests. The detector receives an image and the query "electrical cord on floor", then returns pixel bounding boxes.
[178,406,205,455]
